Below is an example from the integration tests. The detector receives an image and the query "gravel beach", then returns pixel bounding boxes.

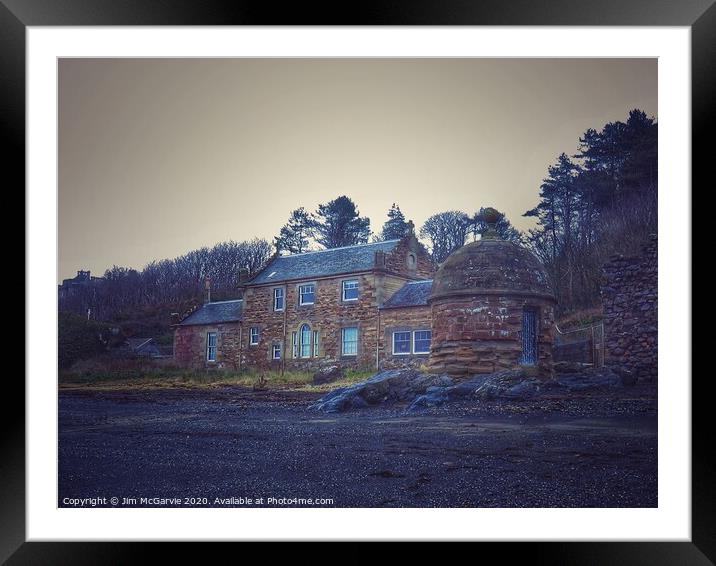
[58,385,657,508]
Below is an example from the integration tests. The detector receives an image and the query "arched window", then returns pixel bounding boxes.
[300,324,312,358]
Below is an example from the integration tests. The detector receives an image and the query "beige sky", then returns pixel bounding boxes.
[58,58,657,282]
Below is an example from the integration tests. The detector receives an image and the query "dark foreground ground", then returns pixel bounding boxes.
[58,385,657,508]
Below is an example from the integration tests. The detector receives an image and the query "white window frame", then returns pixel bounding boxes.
[312,330,320,357]
[206,332,217,362]
[272,343,281,360]
[299,323,312,358]
[392,331,412,356]
[413,329,432,354]
[341,280,359,301]
[249,327,259,345]
[341,327,358,357]
[299,283,315,306]
[273,287,284,311]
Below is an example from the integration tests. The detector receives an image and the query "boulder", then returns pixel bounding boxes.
[308,369,453,413]
[312,365,344,385]
[610,365,637,386]
[472,369,542,400]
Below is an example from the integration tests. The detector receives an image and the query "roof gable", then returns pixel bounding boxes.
[248,240,401,285]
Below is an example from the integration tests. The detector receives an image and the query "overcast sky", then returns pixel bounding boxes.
[58,58,657,282]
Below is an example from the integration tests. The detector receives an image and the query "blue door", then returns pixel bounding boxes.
[520,309,538,365]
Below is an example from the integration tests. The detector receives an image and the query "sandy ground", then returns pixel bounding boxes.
[58,385,657,508]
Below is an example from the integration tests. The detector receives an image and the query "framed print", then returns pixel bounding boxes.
[7,0,708,563]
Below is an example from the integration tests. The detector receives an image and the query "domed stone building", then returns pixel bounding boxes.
[427,208,556,378]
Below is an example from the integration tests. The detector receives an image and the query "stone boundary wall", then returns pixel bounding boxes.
[600,235,658,381]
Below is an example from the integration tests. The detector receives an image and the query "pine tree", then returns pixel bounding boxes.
[312,196,371,249]
[274,208,313,254]
[380,203,410,240]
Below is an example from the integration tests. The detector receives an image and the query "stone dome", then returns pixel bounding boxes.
[430,237,554,302]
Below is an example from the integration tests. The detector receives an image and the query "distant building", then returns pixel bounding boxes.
[58,270,105,318]
[125,337,164,358]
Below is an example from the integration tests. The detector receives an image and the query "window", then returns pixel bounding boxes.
[273,288,284,311]
[250,327,259,345]
[300,324,312,358]
[206,332,217,362]
[413,330,432,354]
[342,327,358,356]
[313,330,320,357]
[291,331,298,358]
[299,284,315,305]
[342,280,359,301]
[392,331,411,355]
[272,343,281,360]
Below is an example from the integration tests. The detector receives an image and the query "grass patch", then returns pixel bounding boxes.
[59,366,376,392]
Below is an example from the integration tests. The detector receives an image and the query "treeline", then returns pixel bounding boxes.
[61,108,656,322]
[60,238,273,320]
[275,199,522,264]
[524,109,657,312]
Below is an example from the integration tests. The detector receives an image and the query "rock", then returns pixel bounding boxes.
[312,365,344,385]
[308,369,453,413]
[553,361,591,374]
[472,369,542,400]
[407,389,449,412]
[610,365,637,386]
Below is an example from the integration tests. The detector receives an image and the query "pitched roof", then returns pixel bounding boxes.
[248,240,401,285]
[177,299,243,326]
[382,279,433,309]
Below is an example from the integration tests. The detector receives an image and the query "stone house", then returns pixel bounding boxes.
[174,234,435,371]
[173,210,558,378]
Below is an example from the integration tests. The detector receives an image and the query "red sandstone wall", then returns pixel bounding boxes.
[384,235,435,280]
[241,273,383,371]
[173,323,241,370]
[428,295,555,377]
[379,306,433,370]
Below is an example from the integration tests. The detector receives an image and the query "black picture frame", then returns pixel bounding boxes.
[7,1,706,562]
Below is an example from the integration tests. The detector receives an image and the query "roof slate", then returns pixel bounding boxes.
[382,279,433,309]
[249,240,401,285]
[178,300,243,326]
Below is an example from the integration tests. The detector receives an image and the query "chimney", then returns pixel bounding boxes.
[374,250,386,270]
[170,312,181,326]
[238,268,250,283]
[204,276,211,303]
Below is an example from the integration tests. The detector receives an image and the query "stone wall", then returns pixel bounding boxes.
[173,322,242,370]
[241,273,385,371]
[382,234,434,280]
[428,294,555,378]
[601,235,658,381]
[378,305,433,370]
